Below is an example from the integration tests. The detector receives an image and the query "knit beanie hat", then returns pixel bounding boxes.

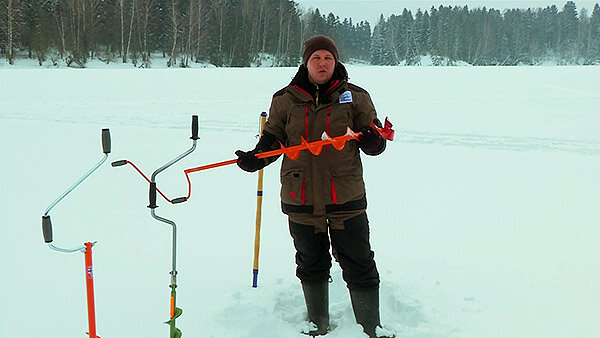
[302,35,339,65]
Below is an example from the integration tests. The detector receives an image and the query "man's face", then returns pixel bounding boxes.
[307,50,336,85]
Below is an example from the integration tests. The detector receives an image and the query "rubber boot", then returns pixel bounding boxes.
[350,289,394,338]
[301,281,329,336]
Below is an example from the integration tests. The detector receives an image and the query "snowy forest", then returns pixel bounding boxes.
[1,0,599,67]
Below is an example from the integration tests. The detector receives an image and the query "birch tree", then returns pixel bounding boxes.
[6,0,14,64]
[181,0,195,67]
[166,0,179,67]
[125,0,135,63]
[195,0,206,61]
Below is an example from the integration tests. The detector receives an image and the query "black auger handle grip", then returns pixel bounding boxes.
[191,115,199,140]
[148,182,158,209]
[42,215,53,243]
[111,160,127,167]
[102,129,111,154]
[172,197,187,204]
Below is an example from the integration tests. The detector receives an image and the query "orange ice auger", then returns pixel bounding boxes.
[257,117,394,160]
[41,129,112,338]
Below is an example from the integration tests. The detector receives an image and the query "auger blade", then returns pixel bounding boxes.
[165,307,183,324]
[345,127,358,138]
[320,130,352,151]
[286,149,301,160]
[165,308,183,338]
[301,137,325,156]
[174,307,183,319]
[329,133,347,150]
[279,143,302,160]
[169,326,182,338]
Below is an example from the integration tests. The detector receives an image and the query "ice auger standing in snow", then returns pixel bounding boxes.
[113,115,199,338]
[149,115,199,338]
[41,128,111,338]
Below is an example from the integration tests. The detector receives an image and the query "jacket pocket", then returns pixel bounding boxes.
[281,170,307,205]
[329,169,365,205]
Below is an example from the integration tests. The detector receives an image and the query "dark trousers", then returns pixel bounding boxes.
[288,212,380,290]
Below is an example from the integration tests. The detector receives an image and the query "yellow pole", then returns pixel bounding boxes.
[252,111,267,288]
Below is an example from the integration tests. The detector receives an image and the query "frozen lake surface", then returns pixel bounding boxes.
[1,65,599,338]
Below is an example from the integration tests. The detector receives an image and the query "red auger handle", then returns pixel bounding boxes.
[372,117,394,141]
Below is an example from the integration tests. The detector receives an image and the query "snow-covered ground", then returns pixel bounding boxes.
[1,66,599,338]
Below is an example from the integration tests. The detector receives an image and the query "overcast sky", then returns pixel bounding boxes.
[295,1,599,25]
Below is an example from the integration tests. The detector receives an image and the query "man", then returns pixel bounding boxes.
[235,35,391,338]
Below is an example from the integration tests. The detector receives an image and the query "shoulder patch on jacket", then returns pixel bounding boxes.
[339,90,353,104]
[347,83,368,94]
[273,87,287,98]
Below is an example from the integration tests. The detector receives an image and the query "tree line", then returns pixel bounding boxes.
[1,0,599,67]
[372,1,600,65]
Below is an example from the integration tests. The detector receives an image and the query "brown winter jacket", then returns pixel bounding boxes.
[263,63,384,216]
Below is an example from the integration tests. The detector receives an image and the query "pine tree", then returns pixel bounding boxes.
[386,14,401,64]
[435,6,452,63]
[95,0,119,63]
[305,8,326,37]
[414,9,431,57]
[370,14,385,65]
[371,14,397,65]
[357,20,371,62]
[336,17,352,63]
[540,5,559,57]
[324,12,339,40]
[148,0,169,58]
[558,1,579,62]
[400,8,417,65]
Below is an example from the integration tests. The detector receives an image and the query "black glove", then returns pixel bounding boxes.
[235,149,267,172]
[357,126,386,156]
[236,130,280,172]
